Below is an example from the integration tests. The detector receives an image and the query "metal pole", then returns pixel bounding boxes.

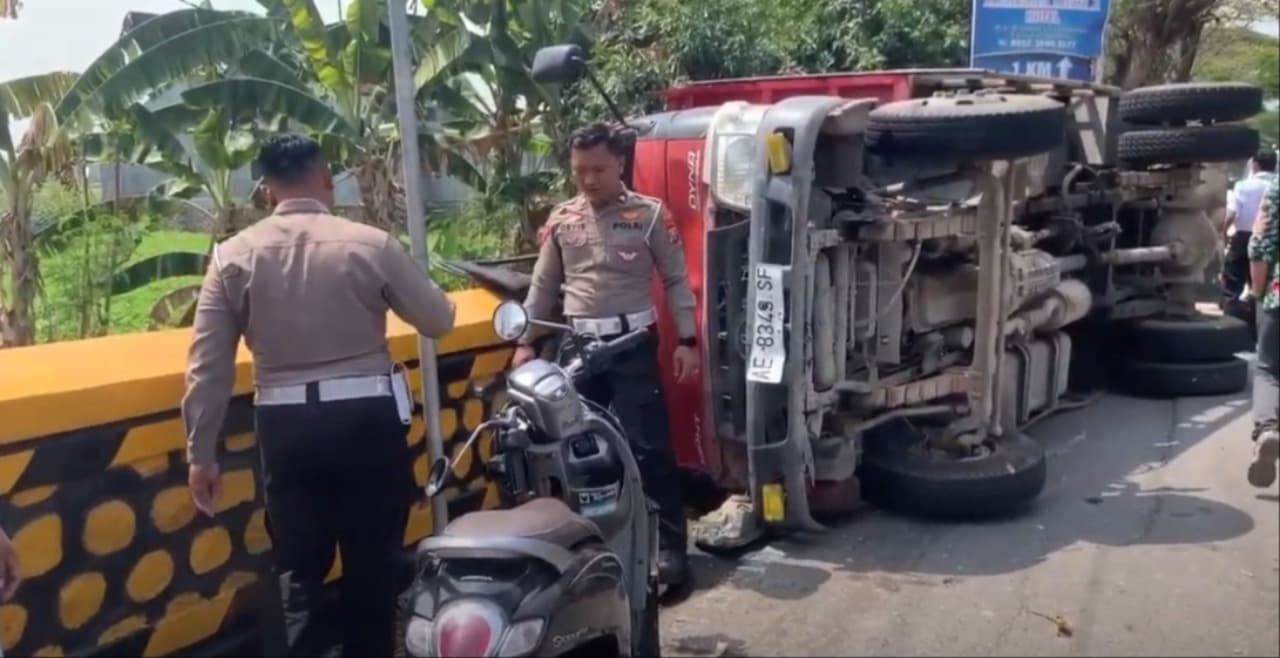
[387,0,449,531]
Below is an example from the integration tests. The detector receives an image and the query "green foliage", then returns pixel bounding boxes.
[423,200,522,291]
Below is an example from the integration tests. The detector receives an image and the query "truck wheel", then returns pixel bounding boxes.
[1114,357,1248,398]
[1119,82,1263,125]
[1118,124,1260,168]
[867,93,1066,160]
[1121,313,1253,363]
[858,431,1047,519]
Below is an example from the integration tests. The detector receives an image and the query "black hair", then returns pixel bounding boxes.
[568,122,627,157]
[255,133,325,185]
[1254,149,1277,172]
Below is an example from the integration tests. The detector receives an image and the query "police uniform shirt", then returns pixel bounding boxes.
[523,190,697,339]
[181,198,456,466]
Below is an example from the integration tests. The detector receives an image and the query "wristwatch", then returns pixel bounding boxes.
[678,336,697,348]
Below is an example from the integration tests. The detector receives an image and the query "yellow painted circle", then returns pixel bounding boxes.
[440,407,458,439]
[84,500,137,556]
[32,646,65,657]
[413,453,429,488]
[12,515,62,578]
[450,439,474,479]
[125,550,175,603]
[244,509,272,555]
[463,399,485,432]
[189,527,233,576]
[98,615,147,646]
[58,572,107,630]
[0,604,28,649]
[151,486,196,534]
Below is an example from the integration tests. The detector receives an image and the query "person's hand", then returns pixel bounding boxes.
[672,345,700,384]
[189,463,222,517]
[0,530,20,603]
[512,345,537,368]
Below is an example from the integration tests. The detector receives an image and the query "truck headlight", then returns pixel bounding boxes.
[705,102,766,212]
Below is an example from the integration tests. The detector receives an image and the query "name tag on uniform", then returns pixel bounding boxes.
[390,363,413,426]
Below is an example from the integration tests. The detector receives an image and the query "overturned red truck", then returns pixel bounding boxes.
[457,46,1264,550]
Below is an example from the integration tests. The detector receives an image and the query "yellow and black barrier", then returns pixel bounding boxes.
[0,288,512,657]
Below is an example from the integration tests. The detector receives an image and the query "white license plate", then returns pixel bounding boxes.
[746,264,788,384]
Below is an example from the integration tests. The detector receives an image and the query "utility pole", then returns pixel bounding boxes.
[387,0,449,532]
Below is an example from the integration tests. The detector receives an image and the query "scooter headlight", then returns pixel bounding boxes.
[705,102,767,212]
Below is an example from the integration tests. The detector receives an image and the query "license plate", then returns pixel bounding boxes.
[746,264,788,384]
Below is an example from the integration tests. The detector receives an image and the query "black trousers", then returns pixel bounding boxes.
[572,331,688,552]
[1223,230,1253,302]
[255,394,414,657]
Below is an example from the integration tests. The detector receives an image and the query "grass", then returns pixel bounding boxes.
[37,229,210,341]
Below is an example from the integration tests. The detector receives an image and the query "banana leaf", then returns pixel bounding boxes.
[55,9,267,122]
[181,77,355,138]
[88,16,288,118]
[111,252,209,296]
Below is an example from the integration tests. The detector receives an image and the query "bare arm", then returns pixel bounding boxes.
[649,203,697,339]
[181,254,242,467]
[381,235,456,338]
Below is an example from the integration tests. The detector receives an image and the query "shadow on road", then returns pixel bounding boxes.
[678,391,1259,603]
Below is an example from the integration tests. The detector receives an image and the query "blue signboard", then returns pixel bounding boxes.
[970,0,1112,82]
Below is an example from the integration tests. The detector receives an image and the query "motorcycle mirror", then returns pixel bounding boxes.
[492,301,529,342]
[532,44,587,84]
[425,457,450,498]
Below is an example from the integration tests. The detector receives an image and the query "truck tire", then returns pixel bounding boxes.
[1119,83,1263,125]
[858,431,1047,519]
[867,93,1067,160]
[1114,357,1248,398]
[1118,124,1260,168]
[1121,313,1253,363]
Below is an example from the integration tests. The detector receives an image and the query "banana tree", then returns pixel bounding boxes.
[227,0,428,231]
[0,72,79,347]
[77,100,275,326]
[414,0,590,243]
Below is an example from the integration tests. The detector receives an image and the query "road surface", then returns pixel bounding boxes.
[661,384,1280,656]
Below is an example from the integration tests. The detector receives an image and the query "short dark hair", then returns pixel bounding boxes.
[568,122,627,157]
[1254,149,1278,172]
[256,133,325,185]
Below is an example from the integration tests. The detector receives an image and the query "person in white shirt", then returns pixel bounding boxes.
[1223,150,1279,305]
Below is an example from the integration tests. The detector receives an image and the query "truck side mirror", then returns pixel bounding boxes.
[532,44,587,85]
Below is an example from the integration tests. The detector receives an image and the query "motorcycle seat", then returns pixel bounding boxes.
[442,497,603,548]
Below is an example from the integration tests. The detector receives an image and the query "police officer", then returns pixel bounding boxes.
[514,122,700,585]
[182,134,455,656]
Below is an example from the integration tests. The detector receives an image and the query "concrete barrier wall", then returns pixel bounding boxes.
[0,289,512,657]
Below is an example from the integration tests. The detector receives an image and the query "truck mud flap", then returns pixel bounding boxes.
[744,96,852,535]
[705,219,751,443]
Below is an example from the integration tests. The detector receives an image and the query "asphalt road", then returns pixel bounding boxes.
[661,384,1280,656]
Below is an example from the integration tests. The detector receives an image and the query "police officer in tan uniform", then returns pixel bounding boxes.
[182,134,455,657]
[514,122,700,585]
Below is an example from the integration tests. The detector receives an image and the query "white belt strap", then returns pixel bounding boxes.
[256,375,393,406]
[569,308,657,336]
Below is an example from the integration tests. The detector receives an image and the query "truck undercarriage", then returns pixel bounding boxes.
[474,50,1265,552]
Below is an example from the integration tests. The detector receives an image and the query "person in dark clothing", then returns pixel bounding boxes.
[182,134,455,656]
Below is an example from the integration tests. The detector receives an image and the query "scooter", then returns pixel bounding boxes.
[401,300,661,657]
